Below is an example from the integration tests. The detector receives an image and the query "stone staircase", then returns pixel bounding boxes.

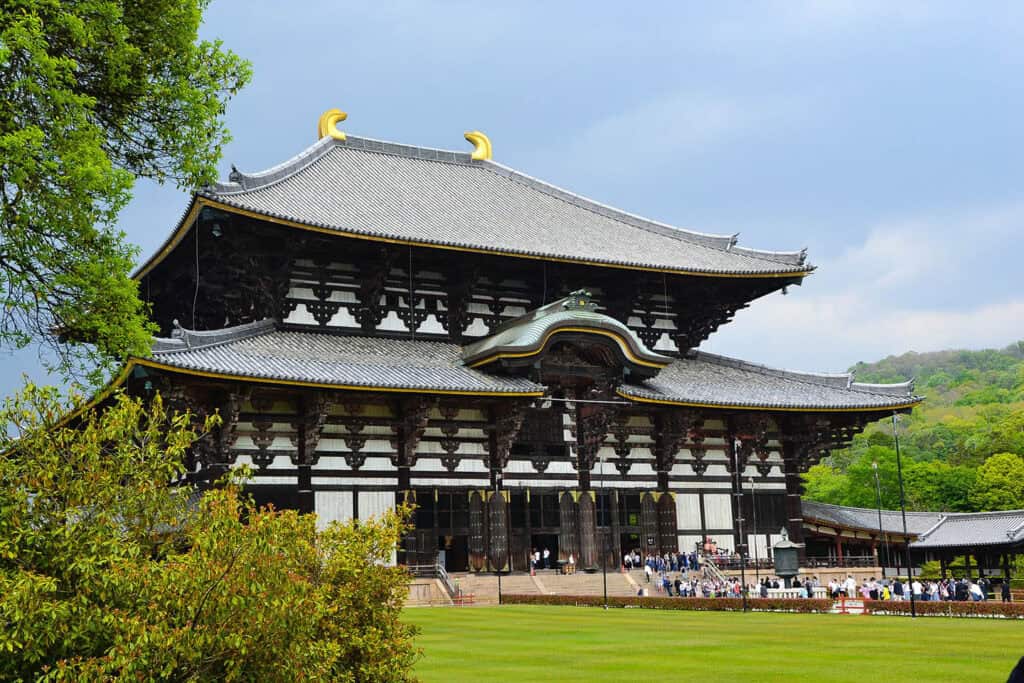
[434,569,643,604]
[407,578,453,606]
[542,570,638,598]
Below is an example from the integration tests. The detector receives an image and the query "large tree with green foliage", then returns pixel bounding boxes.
[806,341,1024,513]
[970,452,1024,511]
[0,0,251,384]
[0,387,418,681]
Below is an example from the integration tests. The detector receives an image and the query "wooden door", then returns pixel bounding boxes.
[657,493,678,555]
[640,492,659,557]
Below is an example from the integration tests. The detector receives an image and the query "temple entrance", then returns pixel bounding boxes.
[621,532,641,561]
[439,535,468,572]
[531,534,559,570]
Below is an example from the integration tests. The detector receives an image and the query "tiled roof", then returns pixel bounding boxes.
[911,511,1024,549]
[618,351,920,411]
[802,501,943,536]
[802,501,1024,549]
[198,134,810,276]
[149,321,918,410]
[148,320,543,395]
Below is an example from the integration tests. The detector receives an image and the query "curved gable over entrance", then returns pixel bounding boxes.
[461,290,671,381]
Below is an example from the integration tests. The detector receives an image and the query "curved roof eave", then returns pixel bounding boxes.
[133,194,815,282]
[132,132,815,281]
[615,388,923,414]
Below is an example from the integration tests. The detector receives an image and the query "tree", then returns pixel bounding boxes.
[970,452,1024,511]
[0,1,251,384]
[0,386,417,681]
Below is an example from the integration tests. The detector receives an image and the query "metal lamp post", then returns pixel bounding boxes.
[749,477,760,587]
[600,446,608,609]
[732,438,748,612]
[891,413,916,618]
[495,473,502,606]
[872,461,886,574]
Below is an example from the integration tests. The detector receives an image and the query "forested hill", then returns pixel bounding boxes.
[803,341,1024,513]
[850,341,1024,407]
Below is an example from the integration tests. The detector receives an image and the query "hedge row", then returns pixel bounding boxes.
[864,599,1024,619]
[501,594,1024,618]
[501,594,833,614]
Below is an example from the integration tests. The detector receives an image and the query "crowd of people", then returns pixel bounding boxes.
[537,547,1014,603]
[826,574,1011,602]
[625,550,700,573]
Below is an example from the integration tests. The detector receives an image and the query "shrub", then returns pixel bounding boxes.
[864,600,1024,618]
[501,594,833,614]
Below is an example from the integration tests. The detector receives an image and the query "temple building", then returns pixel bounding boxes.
[110,109,922,573]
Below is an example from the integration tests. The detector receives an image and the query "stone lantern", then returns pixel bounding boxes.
[772,527,804,588]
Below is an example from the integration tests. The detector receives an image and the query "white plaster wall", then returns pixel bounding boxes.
[359,491,396,519]
[315,491,354,530]
[675,494,702,529]
[703,493,733,530]
[678,534,703,553]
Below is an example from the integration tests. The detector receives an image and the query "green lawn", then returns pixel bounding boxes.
[407,605,1024,682]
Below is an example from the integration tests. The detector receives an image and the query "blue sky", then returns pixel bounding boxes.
[4,1,1023,396]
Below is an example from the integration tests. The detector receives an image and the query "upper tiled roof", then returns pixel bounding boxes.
[148,320,543,395]
[618,351,920,411]
[802,500,943,536]
[197,134,810,277]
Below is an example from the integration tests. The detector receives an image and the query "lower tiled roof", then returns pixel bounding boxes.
[148,321,543,395]
[619,351,920,411]
[802,500,943,536]
[148,321,919,411]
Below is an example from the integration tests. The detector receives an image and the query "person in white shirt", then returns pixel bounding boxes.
[844,575,857,597]
[911,579,923,597]
[542,547,550,569]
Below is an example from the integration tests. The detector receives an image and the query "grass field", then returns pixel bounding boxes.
[407,605,1024,682]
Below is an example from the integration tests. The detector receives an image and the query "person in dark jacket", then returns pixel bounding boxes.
[1002,581,1012,603]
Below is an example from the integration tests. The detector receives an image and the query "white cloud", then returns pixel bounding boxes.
[709,201,1024,371]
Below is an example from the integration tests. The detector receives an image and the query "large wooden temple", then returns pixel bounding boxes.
[111,109,921,573]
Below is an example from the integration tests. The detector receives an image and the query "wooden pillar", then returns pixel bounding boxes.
[558,490,579,564]
[781,442,808,562]
[940,555,948,579]
[487,490,510,571]
[572,402,614,569]
[835,533,844,564]
[578,491,598,570]
[965,552,973,578]
[609,490,622,569]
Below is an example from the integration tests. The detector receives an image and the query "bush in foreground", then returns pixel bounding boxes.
[0,386,417,681]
